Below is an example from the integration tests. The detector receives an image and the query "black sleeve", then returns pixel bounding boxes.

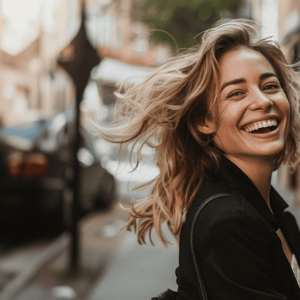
[199,205,287,300]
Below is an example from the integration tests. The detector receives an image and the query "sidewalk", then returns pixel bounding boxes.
[87,228,178,300]
[12,201,178,300]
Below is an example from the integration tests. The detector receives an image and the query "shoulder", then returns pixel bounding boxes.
[187,174,269,240]
[188,175,259,226]
[191,192,271,267]
[196,190,263,238]
[183,176,268,242]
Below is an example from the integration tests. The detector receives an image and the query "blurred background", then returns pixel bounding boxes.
[0,0,298,299]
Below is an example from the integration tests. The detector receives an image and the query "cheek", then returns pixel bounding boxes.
[280,95,290,120]
[217,103,243,132]
[279,91,290,113]
[213,114,238,149]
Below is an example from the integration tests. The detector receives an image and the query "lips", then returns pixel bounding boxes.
[243,119,278,133]
[241,121,281,137]
[241,115,281,133]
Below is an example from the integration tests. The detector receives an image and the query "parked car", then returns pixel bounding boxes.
[0,108,116,232]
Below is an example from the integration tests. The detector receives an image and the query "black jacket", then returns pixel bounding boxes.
[176,157,300,300]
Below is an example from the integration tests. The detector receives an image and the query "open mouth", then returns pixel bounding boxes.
[250,126,277,134]
[243,119,279,134]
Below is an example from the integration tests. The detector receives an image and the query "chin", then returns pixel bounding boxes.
[252,149,284,160]
[248,142,285,157]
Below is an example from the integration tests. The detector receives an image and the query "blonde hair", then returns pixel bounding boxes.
[96,19,300,246]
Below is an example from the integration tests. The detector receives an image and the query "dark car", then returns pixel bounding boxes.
[0,108,116,232]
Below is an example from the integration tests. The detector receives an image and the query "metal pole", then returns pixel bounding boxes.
[58,0,101,274]
[70,87,81,273]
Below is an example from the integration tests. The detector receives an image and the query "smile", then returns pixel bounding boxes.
[243,119,278,134]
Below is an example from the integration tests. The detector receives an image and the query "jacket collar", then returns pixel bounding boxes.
[214,156,288,231]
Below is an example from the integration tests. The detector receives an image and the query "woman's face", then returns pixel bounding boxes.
[210,47,290,162]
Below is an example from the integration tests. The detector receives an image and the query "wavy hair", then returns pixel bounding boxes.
[95,19,300,246]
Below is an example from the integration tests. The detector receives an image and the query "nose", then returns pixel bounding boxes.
[249,89,273,111]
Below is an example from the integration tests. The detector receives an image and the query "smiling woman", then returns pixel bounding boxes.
[199,47,291,184]
[96,19,300,299]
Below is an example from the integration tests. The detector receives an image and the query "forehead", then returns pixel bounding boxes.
[218,47,275,82]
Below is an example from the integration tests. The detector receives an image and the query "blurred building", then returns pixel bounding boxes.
[0,0,169,128]
[0,0,77,126]
[247,0,300,50]
[86,0,170,65]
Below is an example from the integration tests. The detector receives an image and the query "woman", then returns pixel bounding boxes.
[96,19,300,299]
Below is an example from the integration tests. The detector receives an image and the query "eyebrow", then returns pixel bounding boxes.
[220,72,279,93]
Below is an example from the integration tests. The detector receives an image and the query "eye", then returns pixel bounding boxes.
[263,83,280,91]
[227,90,244,98]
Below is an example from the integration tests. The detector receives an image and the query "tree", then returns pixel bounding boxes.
[133,0,244,52]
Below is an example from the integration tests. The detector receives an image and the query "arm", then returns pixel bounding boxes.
[200,205,287,300]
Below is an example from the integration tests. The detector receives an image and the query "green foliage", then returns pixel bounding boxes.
[140,0,244,52]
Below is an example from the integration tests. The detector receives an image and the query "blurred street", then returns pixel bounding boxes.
[0,199,178,300]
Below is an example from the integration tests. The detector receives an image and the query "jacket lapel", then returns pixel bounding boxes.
[278,210,300,268]
[216,156,283,231]
[215,157,300,298]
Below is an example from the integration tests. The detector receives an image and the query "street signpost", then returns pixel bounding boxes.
[58,1,101,273]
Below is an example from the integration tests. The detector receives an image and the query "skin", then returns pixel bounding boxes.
[198,46,292,262]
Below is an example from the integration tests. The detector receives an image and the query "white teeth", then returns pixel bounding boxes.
[244,119,278,133]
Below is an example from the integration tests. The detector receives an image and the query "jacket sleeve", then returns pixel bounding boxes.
[199,204,287,300]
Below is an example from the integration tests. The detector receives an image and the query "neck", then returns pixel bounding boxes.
[225,155,274,208]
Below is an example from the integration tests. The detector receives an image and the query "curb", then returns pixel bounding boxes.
[0,233,70,300]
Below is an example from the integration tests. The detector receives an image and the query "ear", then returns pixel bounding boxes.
[197,118,215,135]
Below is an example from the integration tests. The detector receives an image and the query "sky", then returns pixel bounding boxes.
[1,0,62,55]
